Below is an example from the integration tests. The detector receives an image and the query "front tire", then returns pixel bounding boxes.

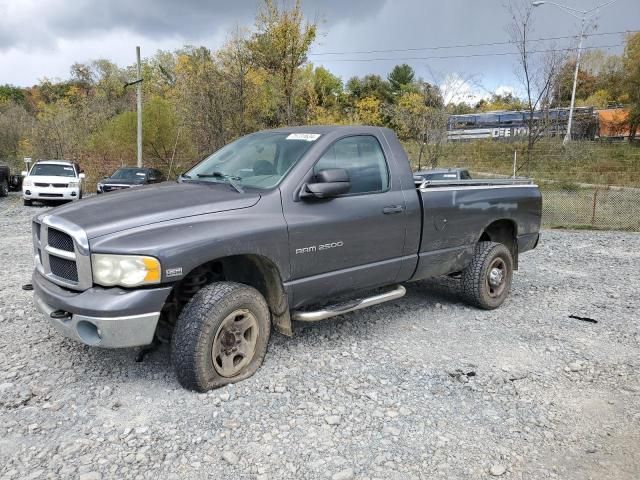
[0,179,8,197]
[461,241,513,310]
[23,198,33,206]
[171,282,271,392]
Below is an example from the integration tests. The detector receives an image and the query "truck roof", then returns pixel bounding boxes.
[34,160,76,165]
[268,125,389,135]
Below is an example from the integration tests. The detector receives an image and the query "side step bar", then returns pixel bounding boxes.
[291,285,406,322]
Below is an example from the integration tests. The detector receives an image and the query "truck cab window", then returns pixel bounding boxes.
[314,136,389,194]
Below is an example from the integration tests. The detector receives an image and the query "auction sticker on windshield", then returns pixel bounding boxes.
[286,133,321,141]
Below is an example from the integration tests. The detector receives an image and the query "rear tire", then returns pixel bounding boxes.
[171,282,271,392]
[461,241,513,310]
[23,198,33,206]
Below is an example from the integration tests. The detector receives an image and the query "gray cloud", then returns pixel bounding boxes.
[0,0,637,88]
[0,0,386,51]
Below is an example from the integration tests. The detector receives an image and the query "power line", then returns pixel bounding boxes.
[314,43,625,63]
[308,29,638,56]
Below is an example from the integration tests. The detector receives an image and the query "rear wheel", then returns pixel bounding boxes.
[461,241,513,310]
[171,282,271,392]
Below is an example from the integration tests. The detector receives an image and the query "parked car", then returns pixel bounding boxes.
[9,173,23,191]
[414,167,471,183]
[0,164,9,197]
[31,126,541,392]
[22,160,85,206]
[97,167,165,194]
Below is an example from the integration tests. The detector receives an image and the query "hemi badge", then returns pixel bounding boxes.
[166,267,183,277]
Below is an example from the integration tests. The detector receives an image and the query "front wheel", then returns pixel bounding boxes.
[171,282,271,392]
[23,198,33,206]
[461,241,513,310]
[0,179,8,197]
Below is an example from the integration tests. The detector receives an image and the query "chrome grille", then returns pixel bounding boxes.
[48,228,74,252]
[32,218,92,291]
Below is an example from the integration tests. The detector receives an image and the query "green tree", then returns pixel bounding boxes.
[346,75,392,103]
[623,32,640,141]
[247,0,317,125]
[388,64,415,94]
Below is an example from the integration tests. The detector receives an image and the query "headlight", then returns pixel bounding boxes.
[23,178,33,187]
[91,254,161,287]
[68,181,79,187]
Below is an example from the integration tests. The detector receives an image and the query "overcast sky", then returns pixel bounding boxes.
[1,0,638,102]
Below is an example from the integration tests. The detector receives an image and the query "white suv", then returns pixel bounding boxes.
[22,160,85,206]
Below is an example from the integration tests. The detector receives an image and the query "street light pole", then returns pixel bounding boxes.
[565,17,585,145]
[136,46,143,168]
[532,0,617,145]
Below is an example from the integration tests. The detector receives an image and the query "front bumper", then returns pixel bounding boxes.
[32,271,173,348]
[23,185,80,201]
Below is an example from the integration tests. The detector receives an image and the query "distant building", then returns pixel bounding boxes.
[447,107,598,142]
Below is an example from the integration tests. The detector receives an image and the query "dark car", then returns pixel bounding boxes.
[0,164,9,197]
[414,168,471,184]
[97,167,165,194]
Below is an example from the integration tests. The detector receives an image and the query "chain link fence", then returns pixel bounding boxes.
[541,186,640,231]
[404,139,640,231]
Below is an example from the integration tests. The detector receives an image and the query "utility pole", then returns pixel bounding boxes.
[532,0,617,145]
[565,19,585,146]
[136,46,143,168]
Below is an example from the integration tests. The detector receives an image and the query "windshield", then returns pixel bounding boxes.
[111,168,147,181]
[184,132,320,189]
[30,164,77,177]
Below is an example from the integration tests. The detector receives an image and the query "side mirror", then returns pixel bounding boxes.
[79,173,86,179]
[21,171,28,177]
[301,168,351,199]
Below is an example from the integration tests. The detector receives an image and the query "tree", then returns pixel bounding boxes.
[313,66,342,108]
[388,64,416,94]
[346,75,393,103]
[219,27,253,136]
[475,92,526,112]
[507,0,564,169]
[622,32,640,142]
[0,85,26,105]
[552,58,597,107]
[355,96,383,126]
[391,85,447,169]
[247,0,317,125]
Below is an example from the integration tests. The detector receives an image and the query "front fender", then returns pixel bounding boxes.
[88,193,290,285]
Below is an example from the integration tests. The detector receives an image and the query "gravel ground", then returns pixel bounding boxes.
[1,191,639,480]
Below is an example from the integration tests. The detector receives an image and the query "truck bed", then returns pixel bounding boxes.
[409,177,542,281]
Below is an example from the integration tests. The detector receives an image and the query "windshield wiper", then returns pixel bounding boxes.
[197,172,244,193]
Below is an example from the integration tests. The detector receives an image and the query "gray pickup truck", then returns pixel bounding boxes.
[31,126,541,391]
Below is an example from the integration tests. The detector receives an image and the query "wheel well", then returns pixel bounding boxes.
[480,220,518,269]
[161,255,292,337]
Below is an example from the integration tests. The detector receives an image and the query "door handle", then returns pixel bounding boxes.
[383,205,405,214]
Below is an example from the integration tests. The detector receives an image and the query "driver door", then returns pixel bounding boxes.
[283,135,408,307]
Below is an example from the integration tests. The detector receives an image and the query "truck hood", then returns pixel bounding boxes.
[44,182,261,239]
[100,178,145,185]
[28,175,78,184]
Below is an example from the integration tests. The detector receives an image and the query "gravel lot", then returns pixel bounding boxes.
[1,191,639,480]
